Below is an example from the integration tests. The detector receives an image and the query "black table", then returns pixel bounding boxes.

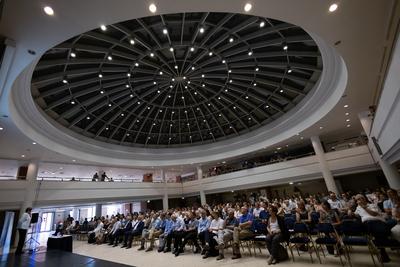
[47,235,73,252]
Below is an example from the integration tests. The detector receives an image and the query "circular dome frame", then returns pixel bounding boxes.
[31,12,322,148]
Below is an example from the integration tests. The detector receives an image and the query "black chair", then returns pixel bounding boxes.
[288,223,319,263]
[341,220,376,267]
[315,223,345,266]
[365,220,400,266]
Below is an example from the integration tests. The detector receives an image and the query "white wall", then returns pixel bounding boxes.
[0,146,377,209]
[371,32,400,164]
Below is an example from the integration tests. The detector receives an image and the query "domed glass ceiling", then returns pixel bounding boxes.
[31,12,322,148]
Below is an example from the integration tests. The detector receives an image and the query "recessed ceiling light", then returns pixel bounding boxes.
[70,51,76,58]
[229,79,233,83]
[86,116,90,120]
[202,84,205,87]
[185,86,188,89]
[208,51,213,56]
[190,47,195,52]
[107,55,112,61]
[168,95,171,98]
[300,136,304,140]
[169,85,173,88]
[149,3,157,13]
[255,67,259,71]
[346,119,350,122]
[72,159,76,162]
[137,101,141,104]
[32,142,37,145]
[70,100,75,104]
[43,6,54,16]
[329,3,338,12]
[191,66,195,70]
[125,84,129,88]
[100,25,107,31]
[62,79,68,84]
[98,73,103,78]
[346,124,351,127]
[0,127,3,131]
[248,50,253,56]
[199,27,205,34]
[169,47,174,52]
[344,104,349,108]
[147,106,151,109]
[130,39,135,45]
[153,81,157,85]
[280,89,284,93]
[245,96,249,99]
[266,105,269,108]
[150,52,154,57]
[163,28,168,35]
[228,69,232,73]
[174,65,178,69]
[21,154,25,158]
[159,71,163,75]
[130,94,133,98]
[181,96,184,99]
[127,73,131,77]
[100,90,104,94]
[157,90,160,93]
[229,37,234,43]
[222,60,226,64]
[135,62,139,67]
[187,81,191,84]
[244,3,252,12]
[224,89,228,92]
[289,182,294,185]
[319,126,323,129]
[277,147,281,150]
[259,21,265,28]
[287,69,292,73]
[201,74,205,78]
[108,103,112,107]
[194,91,197,94]
[345,112,349,116]
[253,83,257,86]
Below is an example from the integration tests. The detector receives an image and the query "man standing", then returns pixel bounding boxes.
[15,207,32,255]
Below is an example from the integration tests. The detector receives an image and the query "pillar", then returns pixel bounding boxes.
[20,160,39,216]
[161,169,169,211]
[95,204,102,218]
[310,136,339,194]
[359,111,400,189]
[197,166,206,205]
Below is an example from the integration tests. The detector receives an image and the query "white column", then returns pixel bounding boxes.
[359,111,400,189]
[197,166,206,205]
[162,169,169,211]
[310,136,339,194]
[20,160,39,215]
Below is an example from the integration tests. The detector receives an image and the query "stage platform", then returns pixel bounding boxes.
[0,249,134,267]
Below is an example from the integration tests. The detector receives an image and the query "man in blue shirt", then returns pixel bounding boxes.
[138,213,160,250]
[145,213,165,252]
[176,211,199,256]
[197,210,211,255]
[158,212,173,252]
[232,206,254,259]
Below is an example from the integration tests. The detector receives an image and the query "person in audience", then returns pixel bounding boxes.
[202,210,224,259]
[114,215,132,247]
[390,195,400,241]
[215,208,239,260]
[170,214,185,256]
[295,200,311,223]
[92,172,99,181]
[108,217,121,245]
[158,212,173,252]
[138,213,159,250]
[253,202,265,218]
[177,211,200,256]
[162,214,181,253]
[318,201,341,255]
[327,192,344,211]
[232,206,254,259]
[145,213,165,252]
[266,206,286,265]
[197,210,211,254]
[125,214,145,249]
[88,218,104,244]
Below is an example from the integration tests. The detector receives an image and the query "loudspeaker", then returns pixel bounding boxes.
[31,213,39,224]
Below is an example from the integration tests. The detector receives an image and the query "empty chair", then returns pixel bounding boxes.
[315,223,345,266]
[288,222,319,263]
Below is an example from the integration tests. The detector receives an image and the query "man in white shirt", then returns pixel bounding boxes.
[354,194,385,222]
[16,207,32,254]
[252,202,265,218]
[327,192,344,210]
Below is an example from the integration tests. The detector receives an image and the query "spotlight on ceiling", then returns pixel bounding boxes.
[163,28,168,35]
[208,51,213,56]
[222,59,226,64]
[287,69,292,73]
[150,52,154,57]
[191,66,195,70]
[169,47,174,52]
[107,55,113,61]
[255,67,259,71]
[190,47,195,52]
[98,73,103,78]
[199,27,205,34]
[70,51,76,58]
[248,50,253,56]
[43,6,54,16]
[174,65,178,69]
[244,3,253,12]
[329,3,338,12]
[70,100,75,104]
[259,21,265,28]
[62,79,68,84]
[130,39,135,45]
[283,45,288,51]
[159,71,163,75]
[100,24,107,31]
[149,3,157,13]
[229,37,234,43]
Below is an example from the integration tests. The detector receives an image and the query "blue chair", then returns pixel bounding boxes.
[315,223,345,266]
[284,217,296,233]
[288,223,320,263]
[341,220,376,267]
[365,220,400,266]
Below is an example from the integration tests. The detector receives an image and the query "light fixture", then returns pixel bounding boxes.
[319,126,323,129]
[245,95,249,99]
[105,127,109,130]
[172,78,175,81]
[130,94,133,98]
[222,59,226,64]
[98,73,103,78]
[287,69,292,73]
[21,155,25,158]
[157,90,160,93]
[153,81,157,85]
[0,127,3,131]
[346,124,351,127]
[107,55,113,61]
[127,73,131,77]
[280,89,284,93]
[346,119,350,122]
[130,39,135,45]
[209,51,213,56]
[163,28,168,35]
[149,3,157,13]
[108,103,112,107]
[100,90,104,94]
[135,62,139,67]
[43,6,54,16]
[174,65,178,69]
[168,95,171,98]
[190,47,195,52]
[86,116,91,120]
[253,83,257,86]
[248,50,253,56]
[244,3,252,12]
[187,81,191,84]
[201,74,205,78]
[289,182,294,185]
[184,86,188,89]
[224,89,228,92]
[100,24,107,31]
[150,52,154,57]
[169,47,174,52]
[62,79,68,84]
[345,112,349,116]
[199,27,205,34]
[32,142,37,145]
[72,159,76,162]
[259,21,265,28]
[169,85,173,88]
[137,101,141,104]
[229,79,233,83]
[229,37,234,43]
[70,51,76,58]
[344,104,349,108]
[255,67,259,71]
[191,66,195,70]
[183,76,186,80]
[329,3,338,12]
[266,105,269,108]
[125,84,129,88]
[181,96,185,99]
[70,99,75,104]
[159,71,163,75]
[202,84,205,87]
[228,69,232,73]
[283,45,288,51]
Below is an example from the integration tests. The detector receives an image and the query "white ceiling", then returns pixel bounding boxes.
[0,0,396,169]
